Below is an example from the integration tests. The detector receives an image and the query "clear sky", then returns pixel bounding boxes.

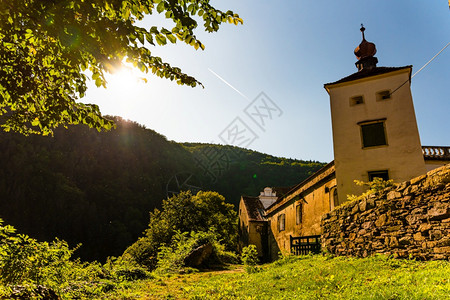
[84,0,450,163]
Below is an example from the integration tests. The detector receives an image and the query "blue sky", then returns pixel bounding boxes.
[85,1,450,163]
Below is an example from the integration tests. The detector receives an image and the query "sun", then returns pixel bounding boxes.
[87,63,151,118]
[106,64,148,89]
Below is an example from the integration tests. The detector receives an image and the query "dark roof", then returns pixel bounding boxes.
[242,196,266,221]
[324,66,411,86]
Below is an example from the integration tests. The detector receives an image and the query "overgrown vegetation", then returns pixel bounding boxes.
[347,177,395,202]
[0,218,150,299]
[241,245,259,273]
[124,190,237,271]
[2,215,449,299]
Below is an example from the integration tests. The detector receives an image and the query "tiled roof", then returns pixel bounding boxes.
[242,196,266,221]
[324,66,411,86]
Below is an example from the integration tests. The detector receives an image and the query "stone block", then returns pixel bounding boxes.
[430,230,443,240]
[362,221,372,230]
[410,185,420,194]
[411,208,423,215]
[432,254,447,260]
[406,215,419,225]
[358,229,367,236]
[418,223,432,232]
[351,204,359,215]
[389,237,399,248]
[355,237,365,243]
[359,200,367,212]
[396,181,410,192]
[375,214,387,227]
[410,174,427,185]
[366,198,376,210]
[399,236,412,246]
[413,232,425,241]
[426,241,438,248]
[386,225,402,232]
[403,185,414,196]
[403,195,412,202]
[437,237,450,247]
[433,246,450,254]
[329,216,338,222]
[427,202,450,221]
[349,232,356,241]
[387,191,402,201]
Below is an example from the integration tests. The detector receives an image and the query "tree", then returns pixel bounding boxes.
[0,0,242,135]
[124,190,237,269]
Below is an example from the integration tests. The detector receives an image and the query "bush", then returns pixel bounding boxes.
[0,218,143,299]
[104,256,152,281]
[347,177,395,202]
[0,218,78,286]
[156,230,224,274]
[124,191,238,270]
[241,245,259,273]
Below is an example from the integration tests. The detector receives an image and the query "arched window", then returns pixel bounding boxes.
[330,187,339,210]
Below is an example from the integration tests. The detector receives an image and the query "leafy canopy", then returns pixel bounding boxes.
[0,0,242,135]
[124,190,237,269]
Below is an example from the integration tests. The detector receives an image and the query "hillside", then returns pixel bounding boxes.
[0,118,325,261]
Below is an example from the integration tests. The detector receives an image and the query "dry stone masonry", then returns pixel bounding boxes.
[321,164,450,260]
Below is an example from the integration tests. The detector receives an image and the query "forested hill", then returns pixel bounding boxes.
[182,143,325,205]
[0,117,325,261]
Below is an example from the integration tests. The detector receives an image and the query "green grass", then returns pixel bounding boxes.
[100,255,450,299]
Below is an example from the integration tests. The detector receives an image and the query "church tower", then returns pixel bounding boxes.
[324,26,426,203]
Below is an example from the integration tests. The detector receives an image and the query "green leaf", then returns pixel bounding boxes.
[166,34,176,44]
[156,2,165,13]
[155,35,167,46]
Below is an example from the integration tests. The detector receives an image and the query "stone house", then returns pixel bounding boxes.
[238,26,450,260]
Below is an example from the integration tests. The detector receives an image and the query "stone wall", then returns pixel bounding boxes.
[321,164,450,260]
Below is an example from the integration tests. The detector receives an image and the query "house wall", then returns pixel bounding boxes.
[326,68,426,203]
[238,199,250,252]
[266,169,336,260]
[238,199,266,260]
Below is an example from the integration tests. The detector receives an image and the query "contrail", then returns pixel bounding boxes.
[208,68,249,101]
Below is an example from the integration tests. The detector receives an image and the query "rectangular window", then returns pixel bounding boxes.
[376,90,391,101]
[350,95,364,106]
[278,214,285,231]
[368,170,389,181]
[296,204,303,225]
[360,120,387,148]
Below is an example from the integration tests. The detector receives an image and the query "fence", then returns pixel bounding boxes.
[290,235,321,255]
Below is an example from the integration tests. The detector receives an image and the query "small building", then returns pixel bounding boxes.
[238,26,450,261]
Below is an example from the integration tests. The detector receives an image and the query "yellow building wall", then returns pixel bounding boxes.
[238,198,266,259]
[267,177,336,259]
[326,68,426,202]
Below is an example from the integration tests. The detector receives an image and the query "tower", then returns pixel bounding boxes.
[324,26,426,203]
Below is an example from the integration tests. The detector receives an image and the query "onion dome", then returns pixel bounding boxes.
[354,25,378,71]
[354,25,377,59]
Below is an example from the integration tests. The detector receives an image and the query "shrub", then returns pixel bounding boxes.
[241,245,259,273]
[347,177,395,202]
[124,191,238,270]
[156,230,223,274]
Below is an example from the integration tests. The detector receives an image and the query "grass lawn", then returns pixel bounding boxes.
[101,255,450,299]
